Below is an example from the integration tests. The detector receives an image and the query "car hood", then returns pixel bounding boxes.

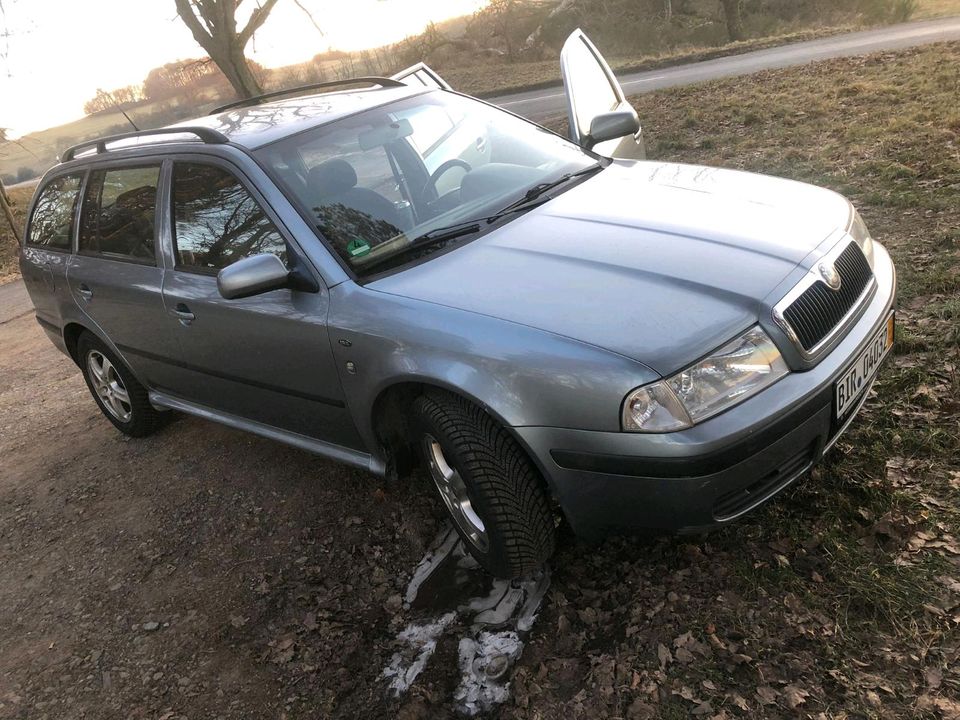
[370,161,853,375]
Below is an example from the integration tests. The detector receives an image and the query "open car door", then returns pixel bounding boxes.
[390,62,452,91]
[560,29,645,159]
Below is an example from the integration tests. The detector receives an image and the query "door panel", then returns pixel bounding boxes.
[159,159,361,449]
[560,29,645,159]
[66,164,180,385]
[66,255,179,385]
[159,273,361,448]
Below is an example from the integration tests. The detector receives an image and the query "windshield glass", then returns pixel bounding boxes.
[254,91,595,275]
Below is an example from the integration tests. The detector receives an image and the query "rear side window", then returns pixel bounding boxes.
[79,165,160,263]
[172,162,287,273]
[27,174,82,250]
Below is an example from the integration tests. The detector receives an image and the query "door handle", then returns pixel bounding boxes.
[171,303,195,324]
[77,284,93,301]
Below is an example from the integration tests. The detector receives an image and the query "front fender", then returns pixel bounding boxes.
[327,282,659,455]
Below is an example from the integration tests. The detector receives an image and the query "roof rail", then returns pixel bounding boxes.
[61,127,229,163]
[209,77,408,115]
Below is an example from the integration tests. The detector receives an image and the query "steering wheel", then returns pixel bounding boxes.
[422,158,472,198]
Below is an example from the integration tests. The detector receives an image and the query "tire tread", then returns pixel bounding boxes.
[414,389,555,577]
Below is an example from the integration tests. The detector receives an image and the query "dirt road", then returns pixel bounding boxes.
[0,280,30,324]
[0,311,455,718]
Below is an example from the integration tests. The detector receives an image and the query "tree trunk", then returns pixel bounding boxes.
[719,0,744,42]
[224,43,263,98]
[0,179,22,242]
[174,0,277,100]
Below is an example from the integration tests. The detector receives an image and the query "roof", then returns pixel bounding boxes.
[168,84,428,150]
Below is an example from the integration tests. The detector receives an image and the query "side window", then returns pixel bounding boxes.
[172,162,288,273]
[79,165,160,263]
[395,104,455,158]
[27,174,82,250]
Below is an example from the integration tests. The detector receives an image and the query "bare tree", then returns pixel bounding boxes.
[0,0,10,74]
[719,0,744,42]
[0,131,21,239]
[173,0,280,99]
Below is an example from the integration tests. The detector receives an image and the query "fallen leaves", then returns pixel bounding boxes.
[782,684,810,709]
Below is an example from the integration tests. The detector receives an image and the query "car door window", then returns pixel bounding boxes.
[171,162,288,273]
[79,165,160,263]
[27,174,83,251]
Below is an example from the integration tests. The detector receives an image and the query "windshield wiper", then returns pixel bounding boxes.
[490,162,605,219]
[360,163,605,274]
[359,221,483,272]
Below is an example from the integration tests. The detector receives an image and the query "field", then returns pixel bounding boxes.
[0,42,958,719]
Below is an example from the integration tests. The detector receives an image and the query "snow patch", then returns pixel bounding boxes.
[381,524,551,713]
[381,611,457,695]
[455,630,524,715]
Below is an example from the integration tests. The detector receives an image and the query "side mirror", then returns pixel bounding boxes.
[585,108,640,150]
[217,253,290,300]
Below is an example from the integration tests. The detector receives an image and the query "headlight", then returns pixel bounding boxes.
[622,327,789,432]
[848,209,875,268]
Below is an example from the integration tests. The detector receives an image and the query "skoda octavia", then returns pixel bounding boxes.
[20,32,896,577]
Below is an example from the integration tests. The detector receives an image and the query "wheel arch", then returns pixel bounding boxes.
[61,321,150,390]
[368,378,562,510]
[62,321,90,366]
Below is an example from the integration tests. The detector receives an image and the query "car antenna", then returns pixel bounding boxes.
[120,108,140,132]
[110,97,140,132]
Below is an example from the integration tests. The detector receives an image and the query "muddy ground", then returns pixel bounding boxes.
[3,45,960,719]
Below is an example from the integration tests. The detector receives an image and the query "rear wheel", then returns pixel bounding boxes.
[413,389,555,578]
[78,332,161,438]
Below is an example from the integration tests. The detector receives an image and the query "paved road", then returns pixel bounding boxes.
[493,16,960,121]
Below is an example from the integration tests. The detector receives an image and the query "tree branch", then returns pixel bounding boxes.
[292,0,324,37]
[174,0,215,44]
[238,0,279,46]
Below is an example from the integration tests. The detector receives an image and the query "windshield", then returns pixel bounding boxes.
[254,91,596,275]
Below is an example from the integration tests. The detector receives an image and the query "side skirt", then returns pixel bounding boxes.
[148,390,385,476]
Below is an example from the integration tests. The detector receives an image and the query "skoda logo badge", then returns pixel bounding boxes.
[818,262,842,290]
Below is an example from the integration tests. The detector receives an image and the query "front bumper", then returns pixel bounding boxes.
[515,242,897,538]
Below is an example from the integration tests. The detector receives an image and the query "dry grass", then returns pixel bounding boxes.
[524,41,960,718]
[916,0,960,18]
[0,184,35,284]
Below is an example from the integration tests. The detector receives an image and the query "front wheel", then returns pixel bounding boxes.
[413,389,555,578]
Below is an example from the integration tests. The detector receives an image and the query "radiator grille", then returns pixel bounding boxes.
[782,243,873,351]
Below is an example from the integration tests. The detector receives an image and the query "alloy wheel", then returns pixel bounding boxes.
[87,350,133,423]
[423,434,489,552]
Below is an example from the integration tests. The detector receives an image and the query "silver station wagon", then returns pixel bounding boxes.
[20,32,896,577]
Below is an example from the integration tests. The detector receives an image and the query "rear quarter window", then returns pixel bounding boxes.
[27,174,83,250]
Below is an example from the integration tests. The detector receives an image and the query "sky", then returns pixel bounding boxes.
[0,0,488,138]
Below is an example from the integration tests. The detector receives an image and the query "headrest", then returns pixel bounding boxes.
[308,159,358,198]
